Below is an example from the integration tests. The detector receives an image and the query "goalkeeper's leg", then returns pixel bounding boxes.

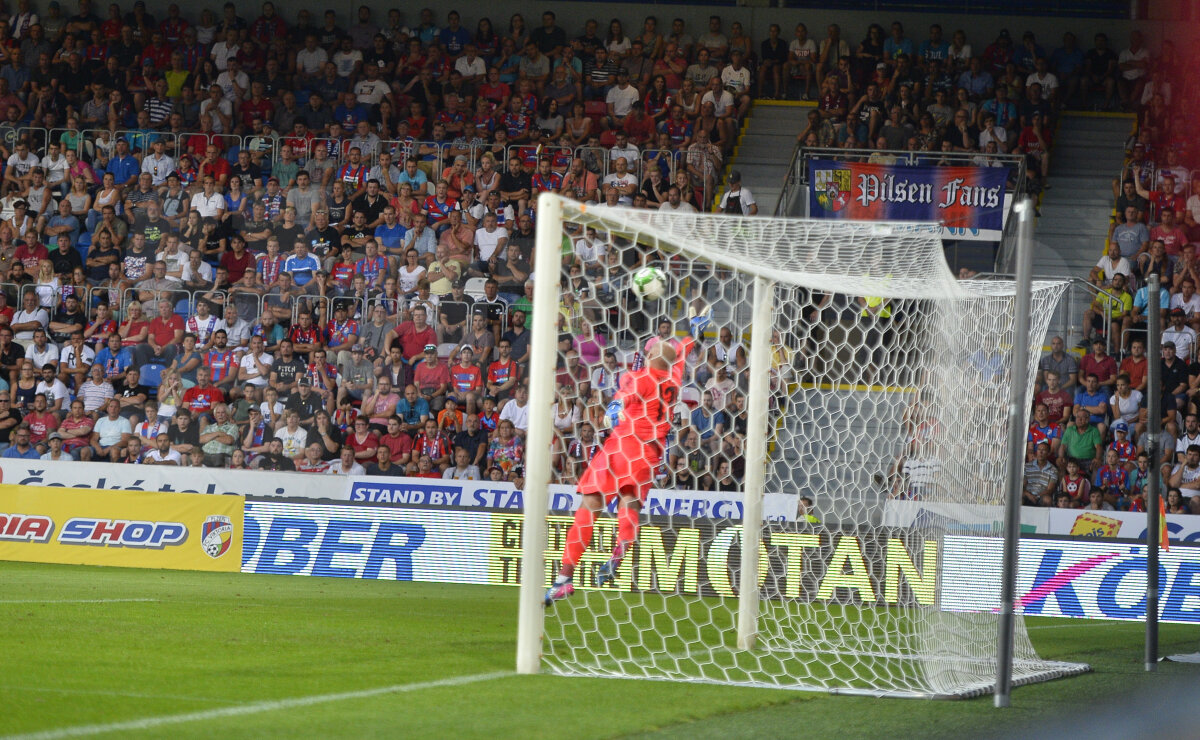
[595,496,641,586]
[545,492,604,606]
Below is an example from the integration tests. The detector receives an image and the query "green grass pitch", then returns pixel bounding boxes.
[1,561,1197,739]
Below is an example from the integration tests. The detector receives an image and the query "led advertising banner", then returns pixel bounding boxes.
[242,502,936,607]
[941,536,1200,624]
[0,484,243,572]
[2,459,801,522]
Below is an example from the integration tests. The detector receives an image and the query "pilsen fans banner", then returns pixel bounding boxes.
[808,161,1009,241]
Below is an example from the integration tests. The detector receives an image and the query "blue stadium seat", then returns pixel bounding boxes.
[139,363,165,395]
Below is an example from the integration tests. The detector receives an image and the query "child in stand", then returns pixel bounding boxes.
[1108,420,1137,470]
[1059,459,1090,508]
[478,395,499,432]
[1092,448,1129,508]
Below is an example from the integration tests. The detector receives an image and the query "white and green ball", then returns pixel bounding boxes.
[631,266,668,301]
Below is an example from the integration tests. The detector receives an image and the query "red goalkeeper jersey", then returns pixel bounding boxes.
[612,336,692,448]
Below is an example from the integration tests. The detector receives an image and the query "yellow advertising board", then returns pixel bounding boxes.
[0,485,243,572]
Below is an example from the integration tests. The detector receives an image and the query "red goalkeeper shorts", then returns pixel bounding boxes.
[576,435,659,502]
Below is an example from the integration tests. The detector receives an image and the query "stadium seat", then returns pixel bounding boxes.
[463,277,487,300]
[680,385,700,409]
[437,342,459,361]
[139,363,165,394]
[584,101,606,124]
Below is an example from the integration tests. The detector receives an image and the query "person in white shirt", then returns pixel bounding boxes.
[10,291,49,344]
[140,139,175,187]
[719,48,752,118]
[295,35,329,82]
[1163,309,1198,362]
[454,45,487,83]
[35,363,69,411]
[326,446,366,475]
[274,410,308,459]
[659,185,697,213]
[608,131,639,163]
[5,141,39,193]
[701,77,738,144]
[1117,30,1150,107]
[143,433,182,465]
[604,70,640,129]
[788,24,819,99]
[498,384,530,437]
[443,446,482,480]
[574,227,607,270]
[717,171,757,215]
[237,335,273,387]
[23,329,57,369]
[40,142,68,194]
[601,157,638,205]
[215,59,249,104]
[1026,57,1059,104]
[1171,279,1200,323]
[1089,243,1131,286]
[353,65,391,106]
[189,176,226,219]
[331,38,364,79]
[209,28,239,71]
[473,212,508,270]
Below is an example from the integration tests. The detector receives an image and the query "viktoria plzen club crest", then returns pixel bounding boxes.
[201,515,234,558]
[814,168,851,212]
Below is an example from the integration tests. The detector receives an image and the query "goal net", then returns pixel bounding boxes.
[517,193,1088,698]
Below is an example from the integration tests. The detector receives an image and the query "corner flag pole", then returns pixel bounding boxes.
[995,197,1035,708]
[1146,273,1162,671]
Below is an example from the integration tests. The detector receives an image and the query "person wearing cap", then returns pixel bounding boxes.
[717,169,757,216]
[336,343,374,406]
[41,430,74,461]
[1162,307,1197,363]
[412,342,450,412]
[1161,340,1189,415]
[603,67,639,131]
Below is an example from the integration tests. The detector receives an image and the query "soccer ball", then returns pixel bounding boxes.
[631,266,668,301]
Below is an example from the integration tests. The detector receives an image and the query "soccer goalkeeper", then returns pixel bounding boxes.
[545,334,693,605]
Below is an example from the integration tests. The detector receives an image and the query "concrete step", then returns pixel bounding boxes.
[1057,114,1136,133]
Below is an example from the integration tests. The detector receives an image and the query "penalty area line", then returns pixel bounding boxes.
[1,671,513,740]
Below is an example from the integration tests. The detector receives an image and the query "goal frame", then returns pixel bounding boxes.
[514,193,1075,701]
[516,194,781,671]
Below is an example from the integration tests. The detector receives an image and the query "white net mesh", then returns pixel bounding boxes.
[529,195,1087,697]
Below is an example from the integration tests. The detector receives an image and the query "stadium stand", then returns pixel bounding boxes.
[1034,29,1200,515]
[0,0,1173,514]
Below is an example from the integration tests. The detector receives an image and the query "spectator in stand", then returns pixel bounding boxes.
[1059,405,1103,475]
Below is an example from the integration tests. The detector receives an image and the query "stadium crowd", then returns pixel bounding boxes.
[1024,33,1200,514]
[0,0,1152,494]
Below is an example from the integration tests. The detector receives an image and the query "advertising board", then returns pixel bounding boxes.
[0,484,243,572]
[942,535,1200,624]
[242,503,936,606]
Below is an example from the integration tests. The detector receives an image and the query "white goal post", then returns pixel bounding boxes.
[517,192,1088,697]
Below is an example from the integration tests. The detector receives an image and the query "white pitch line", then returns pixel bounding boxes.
[0,686,241,705]
[2,671,513,740]
[0,599,159,605]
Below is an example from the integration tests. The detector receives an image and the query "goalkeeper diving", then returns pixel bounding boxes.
[545,333,694,606]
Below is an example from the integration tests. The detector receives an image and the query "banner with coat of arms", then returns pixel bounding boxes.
[809,160,1010,241]
[0,485,243,572]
